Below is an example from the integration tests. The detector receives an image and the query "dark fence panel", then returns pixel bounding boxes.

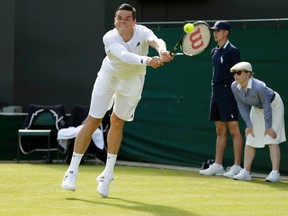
[119,21,288,174]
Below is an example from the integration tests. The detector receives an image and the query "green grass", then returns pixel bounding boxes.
[0,163,287,216]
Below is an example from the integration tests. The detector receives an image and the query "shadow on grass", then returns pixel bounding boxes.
[248,177,288,190]
[67,197,200,216]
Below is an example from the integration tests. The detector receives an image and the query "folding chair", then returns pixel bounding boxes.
[17,104,67,163]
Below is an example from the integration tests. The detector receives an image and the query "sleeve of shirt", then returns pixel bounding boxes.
[103,32,150,66]
[109,43,150,65]
[143,26,165,52]
[145,28,158,43]
[237,98,253,128]
[231,83,252,128]
[258,86,273,128]
[230,48,241,66]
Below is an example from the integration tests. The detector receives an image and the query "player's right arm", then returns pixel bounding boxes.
[103,30,161,69]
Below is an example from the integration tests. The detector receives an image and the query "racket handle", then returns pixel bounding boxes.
[173,53,184,56]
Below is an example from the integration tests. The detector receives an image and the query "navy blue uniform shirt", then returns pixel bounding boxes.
[209,40,241,121]
[211,40,240,92]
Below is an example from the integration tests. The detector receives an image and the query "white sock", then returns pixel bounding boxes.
[67,152,84,174]
[102,153,117,176]
[272,170,279,173]
[244,169,250,173]
[214,163,223,168]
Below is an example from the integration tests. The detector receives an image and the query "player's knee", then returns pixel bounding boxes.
[85,115,102,132]
[110,113,125,128]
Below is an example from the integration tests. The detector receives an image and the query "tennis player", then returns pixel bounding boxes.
[61,3,173,197]
[230,62,286,182]
[199,21,243,178]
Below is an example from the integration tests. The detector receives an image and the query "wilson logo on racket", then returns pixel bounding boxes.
[190,28,204,49]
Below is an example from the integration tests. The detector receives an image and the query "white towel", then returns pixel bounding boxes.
[57,125,105,151]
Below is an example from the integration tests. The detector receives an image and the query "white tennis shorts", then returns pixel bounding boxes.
[89,72,145,121]
[246,92,286,148]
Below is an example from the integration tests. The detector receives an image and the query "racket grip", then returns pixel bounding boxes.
[169,49,176,56]
[173,53,184,56]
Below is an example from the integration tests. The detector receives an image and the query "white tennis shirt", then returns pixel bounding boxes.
[98,24,158,79]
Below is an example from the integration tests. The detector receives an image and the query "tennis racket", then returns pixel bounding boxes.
[170,21,211,56]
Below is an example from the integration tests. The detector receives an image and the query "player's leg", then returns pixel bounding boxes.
[69,116,102,173]
[62,72,115,191]
[97,75,144,197]
[73,117,102,153]
[61,116,102,191]
[107,113,125,154]
[96,112,124,197]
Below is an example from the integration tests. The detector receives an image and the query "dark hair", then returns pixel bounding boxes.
[115,3,136,20]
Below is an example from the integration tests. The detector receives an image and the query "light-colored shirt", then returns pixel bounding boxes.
[231,78,275,128]
[98,24,158,79]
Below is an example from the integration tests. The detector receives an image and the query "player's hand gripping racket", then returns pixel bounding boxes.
[170,21,211,56]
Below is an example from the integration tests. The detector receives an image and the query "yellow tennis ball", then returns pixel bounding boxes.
[183,23,194,33]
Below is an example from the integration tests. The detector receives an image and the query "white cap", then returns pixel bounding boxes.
[230,62,253,72]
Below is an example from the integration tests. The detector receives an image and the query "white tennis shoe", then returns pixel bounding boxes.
[233,169,251,181]
[96,174,114,198]
[61,170,77,191]
[265,171,280,182]
[223,165,242,178]
[199,163,224,176]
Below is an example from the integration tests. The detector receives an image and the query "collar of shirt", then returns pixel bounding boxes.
[237,78,253,90]
[223,40,230,49]
[217,40,230,50]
